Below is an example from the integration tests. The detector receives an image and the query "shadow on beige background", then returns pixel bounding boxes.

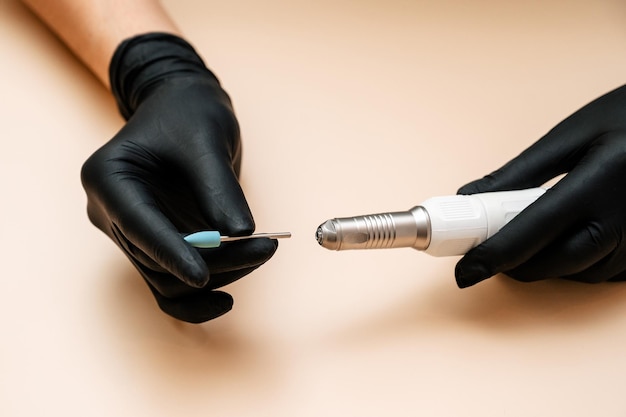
[106,259,626,356]
[93,262,286,405]
[331,276,626,344]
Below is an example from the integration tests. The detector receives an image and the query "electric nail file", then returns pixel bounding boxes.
[316,188,546,256]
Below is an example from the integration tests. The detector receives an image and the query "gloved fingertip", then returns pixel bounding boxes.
[178,255,211,288]
[213,210,255,237]
[157,291,234,323]
[455,259,492,288]
[456,185,476,195]
[457,180,488,195]
[228,220,255,237]
[456,181,475,195]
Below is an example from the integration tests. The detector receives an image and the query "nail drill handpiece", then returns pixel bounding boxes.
[316,188,546,256]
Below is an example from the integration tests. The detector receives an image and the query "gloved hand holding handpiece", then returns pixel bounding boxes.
[316,85,626,290]
[455,85,626,288]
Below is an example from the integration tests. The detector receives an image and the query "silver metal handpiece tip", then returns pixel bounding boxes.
[315,220,339,250]
[315,226,323,245]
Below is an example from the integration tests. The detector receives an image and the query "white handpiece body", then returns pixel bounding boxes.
[421,187,546,256]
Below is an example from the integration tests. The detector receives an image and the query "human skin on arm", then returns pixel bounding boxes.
[20,0,181,87]
[20,0,279,322]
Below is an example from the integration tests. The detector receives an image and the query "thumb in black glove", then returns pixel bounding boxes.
[81,33,278,322]
[455,84,626,288]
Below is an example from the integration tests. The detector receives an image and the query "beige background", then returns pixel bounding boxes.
[3,0,626,415]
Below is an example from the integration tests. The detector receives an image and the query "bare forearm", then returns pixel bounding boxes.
[20,0,181,88]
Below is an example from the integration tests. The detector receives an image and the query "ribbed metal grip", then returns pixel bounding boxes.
[361,213,397,248]
[316,207,430,251]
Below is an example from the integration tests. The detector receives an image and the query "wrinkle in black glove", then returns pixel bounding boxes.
[81,33,278,323]
[455,85,626,288]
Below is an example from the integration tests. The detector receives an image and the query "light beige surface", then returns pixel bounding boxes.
[3,0,626,415]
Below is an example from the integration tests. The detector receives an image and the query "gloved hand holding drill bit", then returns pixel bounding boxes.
[81,33,278,323]
[455,84,626,288]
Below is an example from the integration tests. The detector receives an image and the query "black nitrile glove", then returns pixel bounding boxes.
[455,84,626,288]
[81,33,278,323]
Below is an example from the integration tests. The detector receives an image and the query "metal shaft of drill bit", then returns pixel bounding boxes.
[316,207,430,251]
[220,232,292,242]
